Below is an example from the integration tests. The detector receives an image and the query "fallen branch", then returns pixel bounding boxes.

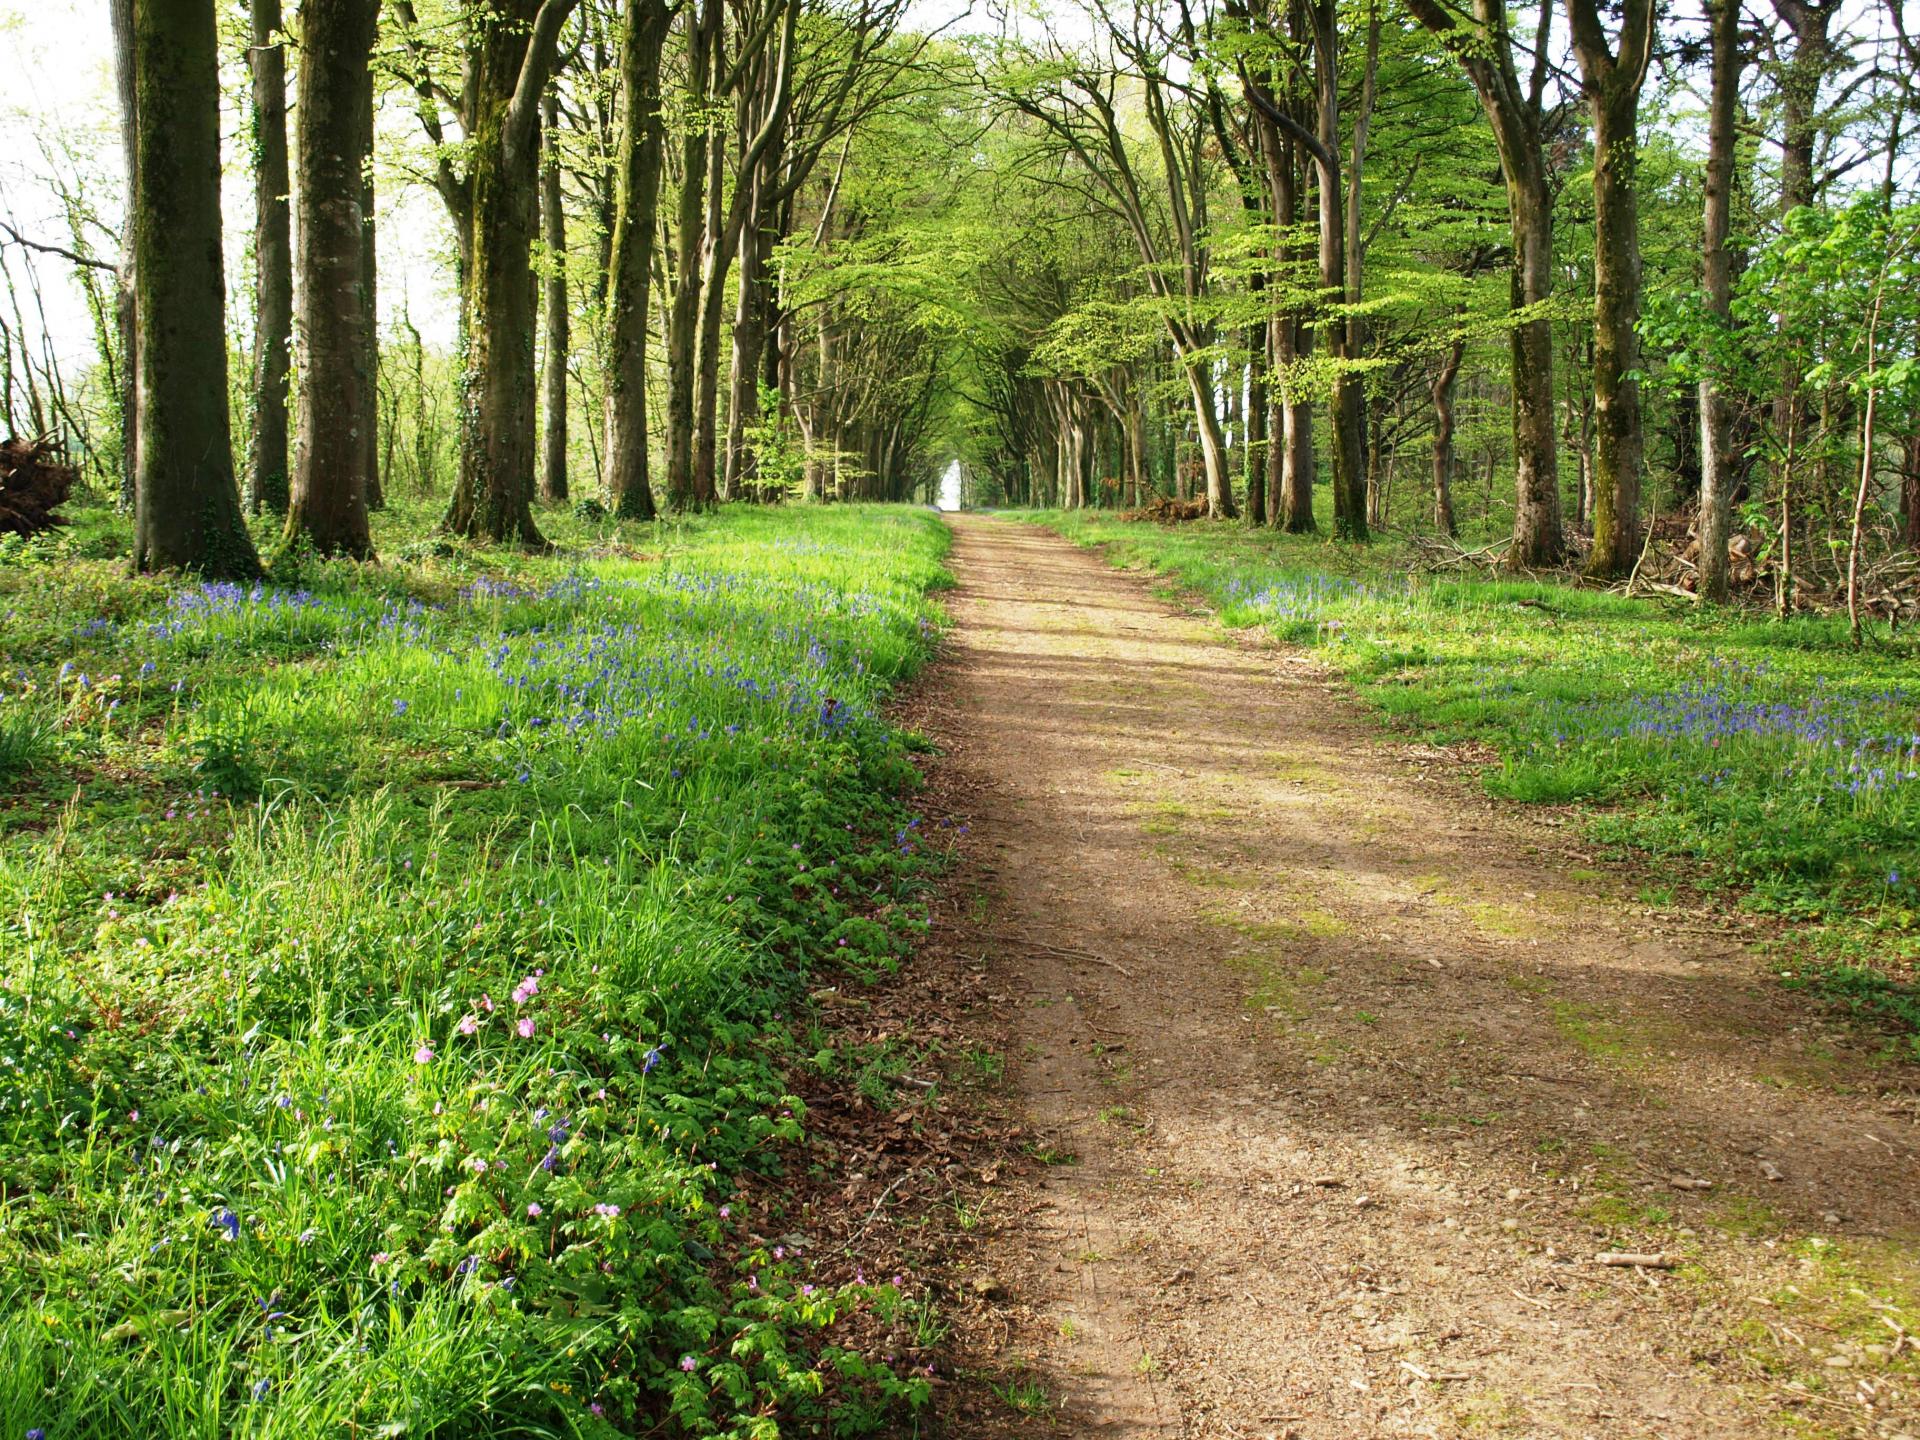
[1594,1251,1682,1269]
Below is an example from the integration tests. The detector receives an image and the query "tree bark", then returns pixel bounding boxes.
[1245,321,1267,527]
[664,0,720,510]
[1900,432,1920,551]
[1309,0,1367,539]
[725,171,771,500]
[540,86,569,503]
[1769,0,1834,487]
[1432,336,1464,536]
[247,0,292,515]
[444,0,577,546]
[1250,80,1313,530]
[1696,0,1741,600]
[286,0,377,558]
[601,0,671,521]
[1568,0,1654,578]
[111,0,139,512]
[361,72,382,513]
[130,0,261,578]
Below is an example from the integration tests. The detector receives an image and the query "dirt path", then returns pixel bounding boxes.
[924,515,1920,1439]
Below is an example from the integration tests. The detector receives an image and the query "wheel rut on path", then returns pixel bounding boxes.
[927,515,1920,1439]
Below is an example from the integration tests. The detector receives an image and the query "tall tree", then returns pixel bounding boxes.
[1696,0,1742,600]
[540,85,569,503]
[286,0,379,557]
[127,0,261,577]
[111,0,139,511]
[1767,0,1837,497]
[396,0,578,544]
[662,0,723,509]
[600,0,675,520]
[1404,0,1565,567]
[248,0,292,515]
[687,0,800,507]
[1567,0,1656,578]
[995,21,1238,518]
[362,75,382,512]
[1243,3,1370,538]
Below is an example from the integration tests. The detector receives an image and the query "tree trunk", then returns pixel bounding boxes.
[664,0,718,510]
[1696,0,1741,600]
[1900,432,1920,551]
[1310,0,1367,540]
[1184,362,1234,516]
[1277,263,1315,526]
[286,0,377,558]
[1245,323,1267,527]
[361,74,382,513]
[1432,337,1464,536]
[131,0,260,578]
[1770,0,1833,495]
[540,87,569,503]
[725,172,771,500]
[1404,0,1565,567]
[444,0,575,546]
[601,0,670,521]
[1251,86,1313,531]
[1571,0,1654,578]
[247,0,291,515]
[111,0,139,512]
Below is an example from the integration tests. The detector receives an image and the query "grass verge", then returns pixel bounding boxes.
[1019,510,1920,1047]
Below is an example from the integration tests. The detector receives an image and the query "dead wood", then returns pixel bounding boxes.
[0,434,76,537]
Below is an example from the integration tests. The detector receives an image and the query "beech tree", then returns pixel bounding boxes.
[286,0,380,558]
[1404,0,1566,567]
[540,85,569,503]
[247,0,292,515]
[600,0,676,520]
[126,0,261,578]
[1567,0,1656,578]
[396,0,579,545]
[991,13,1238,518]
[1695,0,1742,601]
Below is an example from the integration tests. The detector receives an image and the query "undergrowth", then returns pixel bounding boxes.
[0,499,950,1437]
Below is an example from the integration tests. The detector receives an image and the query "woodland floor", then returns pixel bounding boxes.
[911,515,1920,1439]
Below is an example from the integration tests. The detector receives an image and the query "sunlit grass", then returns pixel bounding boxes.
[0,501,949,1436]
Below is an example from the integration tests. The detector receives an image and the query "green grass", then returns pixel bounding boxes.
[1022,509,1920,1042]
[0,498,950,1437]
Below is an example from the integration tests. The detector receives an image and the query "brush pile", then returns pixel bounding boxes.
[0,435,75,537]
[1122,493,1208,523]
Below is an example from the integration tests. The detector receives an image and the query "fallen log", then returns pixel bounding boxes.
[1121,493,1208,524]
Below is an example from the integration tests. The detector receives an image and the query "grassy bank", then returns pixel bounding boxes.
[1024,511,1920,1037]
[0,501,949,1437]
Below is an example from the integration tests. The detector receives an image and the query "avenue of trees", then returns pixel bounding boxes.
[2,0,1918,610]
